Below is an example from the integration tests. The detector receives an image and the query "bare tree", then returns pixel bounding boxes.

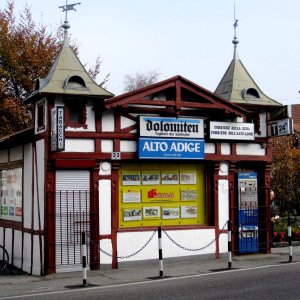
[123,70,160,92]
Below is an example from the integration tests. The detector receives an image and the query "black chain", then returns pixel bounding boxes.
[99,230,157,259]
[163,221,228,252]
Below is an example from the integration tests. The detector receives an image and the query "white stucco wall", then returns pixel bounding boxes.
[102,111,115,132]
[218,179,229,229]
[3,228,12,264]
[13,230,22,269]
[204,143,216,154]
[221,143,231,155]
[23,143,33,230]
[21,141,44,275]
[64,139,95,152]
[34,140,45,231]
[121,115,136,130]
[32,235,43,276]
[236,143,266,156]
[99,229,217,264]
[101,140,114,153]
[23,232,32,274]
[99,180,111,235]
[120,141,136,152]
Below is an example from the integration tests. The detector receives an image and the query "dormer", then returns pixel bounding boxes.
[242,88,260,100]
[64,75,88,91]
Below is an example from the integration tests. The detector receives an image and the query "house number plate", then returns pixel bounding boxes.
[111,152,121,160]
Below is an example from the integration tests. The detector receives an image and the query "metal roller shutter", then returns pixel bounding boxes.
[55,170,90,272]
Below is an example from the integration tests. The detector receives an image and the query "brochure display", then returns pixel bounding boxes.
[119,163,205,228]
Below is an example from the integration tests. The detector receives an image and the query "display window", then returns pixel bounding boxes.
[119,163,206,228]
[0,167,23,222]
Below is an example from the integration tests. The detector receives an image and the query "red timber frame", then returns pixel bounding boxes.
[42,75,273,273]
[102,75,274,265]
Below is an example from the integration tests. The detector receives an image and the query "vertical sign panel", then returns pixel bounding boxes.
[57,107,65,151]
[51,106,65,152]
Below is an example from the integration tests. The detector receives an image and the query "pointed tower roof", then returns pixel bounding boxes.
[215,16,281,107]
[25,2,113,102]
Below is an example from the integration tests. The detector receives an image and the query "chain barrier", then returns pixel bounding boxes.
[163,220,229,252]
[99,230,157,259]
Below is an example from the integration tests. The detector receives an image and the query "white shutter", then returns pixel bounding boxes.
[55,170,90,272]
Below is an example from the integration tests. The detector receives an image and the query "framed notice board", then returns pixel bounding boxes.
[119,163,206,228]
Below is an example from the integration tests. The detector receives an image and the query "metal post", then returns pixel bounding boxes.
[158,227,164,277]
[288,216,293,262]
[82,232,87,286]
[228,220,232,269]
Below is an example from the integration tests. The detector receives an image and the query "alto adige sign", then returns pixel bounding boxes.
[138,116,204,159]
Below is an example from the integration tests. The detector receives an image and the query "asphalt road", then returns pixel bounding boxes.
[2,262,300,300]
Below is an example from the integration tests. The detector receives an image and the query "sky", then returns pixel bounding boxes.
[1,0,300,105]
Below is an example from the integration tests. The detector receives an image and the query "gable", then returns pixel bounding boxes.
[105,75,248,119]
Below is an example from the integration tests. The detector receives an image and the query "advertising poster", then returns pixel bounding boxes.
[122,171,141,186]
[123,208,142,221]
[162,207,180,219]
[142,171,160,185]
[181,189,197,201]
[161,171,179,184]
[122,191,141,203]
[181,205,198,218]
[143,207,160,218]
[0,167,22,222]
[180,171,197,184]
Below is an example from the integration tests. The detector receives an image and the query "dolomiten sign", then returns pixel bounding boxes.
[139,116,204,139]
[209,121,255,140]
[139,116,205,160]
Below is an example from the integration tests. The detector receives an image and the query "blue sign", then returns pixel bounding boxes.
[237,172,258,254]
[138,138,205,160]
[238,172,257,180]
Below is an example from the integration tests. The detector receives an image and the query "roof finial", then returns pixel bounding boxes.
[232,3,239,59]
[59,1,81,46]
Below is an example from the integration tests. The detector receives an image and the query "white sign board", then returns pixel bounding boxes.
[209,121,255,140]
[139,116,204,139]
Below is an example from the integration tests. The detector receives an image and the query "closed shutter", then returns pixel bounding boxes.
[55,170,90,272]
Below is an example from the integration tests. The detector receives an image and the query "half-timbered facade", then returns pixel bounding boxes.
[0,20,283,275]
